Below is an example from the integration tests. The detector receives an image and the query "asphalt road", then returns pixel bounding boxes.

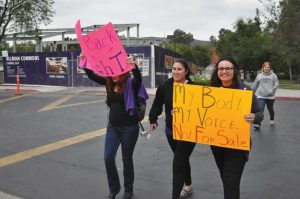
[0,91,299,199]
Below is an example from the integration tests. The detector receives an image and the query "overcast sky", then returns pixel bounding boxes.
[42,0,268,41]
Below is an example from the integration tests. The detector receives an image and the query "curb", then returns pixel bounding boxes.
[2,89,38,94]
[276,96,300,101]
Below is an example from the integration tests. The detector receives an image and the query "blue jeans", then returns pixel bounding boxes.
[104,123,139,194]
[257,98,275,124]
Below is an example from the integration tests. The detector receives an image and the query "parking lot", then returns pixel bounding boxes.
[0,89,300,199]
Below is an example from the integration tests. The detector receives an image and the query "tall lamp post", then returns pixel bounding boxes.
[167,34,176,52]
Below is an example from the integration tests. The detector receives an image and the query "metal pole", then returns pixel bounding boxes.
[137,24,140,46]
[127,27,130,46]
[151,45,155,88]
[62,33,65,51]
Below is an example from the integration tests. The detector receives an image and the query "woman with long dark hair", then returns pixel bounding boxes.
[210,57,263,199]
[149,58,196,199]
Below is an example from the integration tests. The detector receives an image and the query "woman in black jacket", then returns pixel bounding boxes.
[83,56,143,199]
[149,58,195,199]
[210,57,263,199]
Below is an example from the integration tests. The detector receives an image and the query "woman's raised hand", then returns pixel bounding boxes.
[126,56,137,66]
[79,52,85,59]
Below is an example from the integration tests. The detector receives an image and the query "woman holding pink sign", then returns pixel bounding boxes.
[209,57,263,199]
[81,54,148,199]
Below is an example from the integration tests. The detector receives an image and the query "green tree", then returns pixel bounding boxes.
[165,41,211,67]
[209,35,218,47]
[215,28,236,58]
[0,0,55,43]
[0,40,9,50]
[191,45,210,67]
[258,0,300,80]
[172,29,194,45]
[258,0,281,33]
[275,0,300,79]
[64,37,80,51]
[216,15,273,74]
[15,41,35,52]
[165,29,210,68]
[174,43,193,59]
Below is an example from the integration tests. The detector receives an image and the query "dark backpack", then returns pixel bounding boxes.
[136,97,146,122]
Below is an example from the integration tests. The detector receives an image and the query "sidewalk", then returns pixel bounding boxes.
[0,83,299,99]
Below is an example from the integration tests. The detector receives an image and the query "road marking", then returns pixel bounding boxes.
[0,94,28,105]
[0,115,159,168]
[0,128,106,168]
[0,191,23,199]
[38,95,74,112]
[38,96,106,112]
[52,100,105,109]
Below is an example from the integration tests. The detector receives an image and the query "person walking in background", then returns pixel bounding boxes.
[252,62,279,130]
[239,69,245,82]
[81,55,148,199]
[149,58,196,199]
[209,57,263,199]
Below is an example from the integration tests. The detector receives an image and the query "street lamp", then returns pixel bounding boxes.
[166,34,176,52]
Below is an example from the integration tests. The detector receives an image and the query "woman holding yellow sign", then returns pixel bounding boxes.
[209,57,263,199]
[149,58,196,199]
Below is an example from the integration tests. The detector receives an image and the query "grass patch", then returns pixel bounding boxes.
[279,79,296,84]
[279,84,300,90]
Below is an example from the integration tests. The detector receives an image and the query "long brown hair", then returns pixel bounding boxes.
[106,72,131,93]
[210,57,241,88]
[174,58,191,79]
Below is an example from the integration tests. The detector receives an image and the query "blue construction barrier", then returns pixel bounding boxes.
[3,46,196,88]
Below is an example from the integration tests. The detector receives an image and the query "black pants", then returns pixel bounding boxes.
[166,135,196,199]
[211,146,247,199]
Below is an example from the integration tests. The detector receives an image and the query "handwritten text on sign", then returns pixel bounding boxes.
[172,83,253,151]
[75,20,133,77]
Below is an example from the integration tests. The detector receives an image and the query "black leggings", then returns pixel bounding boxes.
[166,135,196,199]
[211,146,247,199]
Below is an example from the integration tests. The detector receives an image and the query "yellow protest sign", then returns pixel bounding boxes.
[172,83,253,151]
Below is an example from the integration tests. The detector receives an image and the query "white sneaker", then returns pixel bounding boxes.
[180,187,193,198]
[270,120,275,125]
[253,124,260,130]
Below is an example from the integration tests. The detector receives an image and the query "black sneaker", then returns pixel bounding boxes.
[123,192,133,199]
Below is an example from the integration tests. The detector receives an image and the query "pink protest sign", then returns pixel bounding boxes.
[75,20,133,77]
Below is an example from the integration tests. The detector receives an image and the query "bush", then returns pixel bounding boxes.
[190,74,211,86]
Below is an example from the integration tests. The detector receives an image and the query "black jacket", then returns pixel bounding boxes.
[210,83,264,160]
[84,66,142,126]
[241,83,264,124]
